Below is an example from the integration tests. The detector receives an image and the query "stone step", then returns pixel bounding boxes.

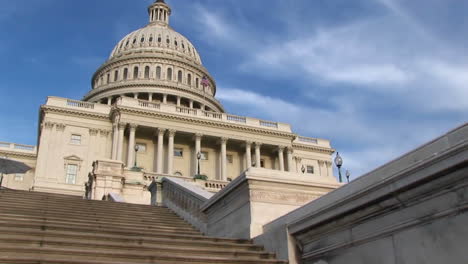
[0,204,187,223]
[0,198,178,217]
[0,220,250,244]
[0,235,275,260]
[0,217,201,236]
[0,214,199,234]
[0,226,263,252]
[0,246,288,264]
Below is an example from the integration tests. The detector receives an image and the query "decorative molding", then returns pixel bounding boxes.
[118,122,127,130]
[55,123,66,132]
[168,129,176,137]
[99,129,111,137]
[89,129,99,136]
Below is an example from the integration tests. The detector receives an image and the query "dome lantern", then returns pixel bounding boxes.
[148,0,172,26]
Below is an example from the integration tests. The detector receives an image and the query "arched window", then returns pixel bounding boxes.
[114,70,119,82]
[156,66,161,79]
[133,66,139,79]
[196,78,199,88]
[123,68,128,80]
[177,70,183,83]
[167,68,172,81]
[144,66,150,79]
[106,73,110,84]
[187,73,192,86]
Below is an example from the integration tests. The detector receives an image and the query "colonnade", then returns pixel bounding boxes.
[111,123,296,180]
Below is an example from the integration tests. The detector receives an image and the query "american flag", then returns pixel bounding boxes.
[201,76,210,87]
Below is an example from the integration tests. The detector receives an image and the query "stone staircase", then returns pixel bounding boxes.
[0,189,287,264]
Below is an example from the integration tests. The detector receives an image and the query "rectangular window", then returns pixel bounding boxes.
[70,134,81,145]
[14,174,24,182]
[307,166,314,174]
[66,164,78,184]
[227,155,233,163]
[174,148,183,157]
[135,143,147,153]
[200,151,208,160]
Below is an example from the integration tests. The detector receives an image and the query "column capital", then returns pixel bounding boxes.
[295,156,302,163]
[254,142,262,148]
[156,128,167,136]
[129,123,138,130]
[194,133,203,140]
[219,137,228,144]
[118,122,127,130]
[278,146,286,152]
[168,129,176,137]
[287,146,294,154]
[245,140,253,146]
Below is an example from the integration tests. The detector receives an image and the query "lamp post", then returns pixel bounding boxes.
[133,145,140,168]
[346,170,350,183]
[196,152,201,175]
[334,152,343,183]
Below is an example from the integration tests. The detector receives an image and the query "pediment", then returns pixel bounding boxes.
[64,155,82,161]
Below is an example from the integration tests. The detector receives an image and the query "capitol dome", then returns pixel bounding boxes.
[83,0,224,112]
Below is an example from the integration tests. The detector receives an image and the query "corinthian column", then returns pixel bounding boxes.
[126,124,138,167]
[220,137,228,180]
[254,142,262,168]
[167,129,176,175]
[111,123,118,160]
[287,147,294,172]
[245,141,252,169]
[278,146,285,171]
[117,123,126,162]
[156,129,166,174]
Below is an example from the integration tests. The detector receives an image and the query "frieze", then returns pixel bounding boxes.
[250,190,319,205]
[55,123,66,132]
[89,129,99,136]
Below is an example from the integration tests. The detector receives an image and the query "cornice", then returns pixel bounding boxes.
[41,105,110,120]
[292,143,335,154]
[116,106,296,139]
[0,149,37,159]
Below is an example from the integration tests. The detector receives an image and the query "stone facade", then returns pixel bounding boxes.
[0,0,338,204]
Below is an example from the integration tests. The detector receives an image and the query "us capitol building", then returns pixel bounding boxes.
[1,0,339,203]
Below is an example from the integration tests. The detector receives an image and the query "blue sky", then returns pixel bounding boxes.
[0,0,466,178]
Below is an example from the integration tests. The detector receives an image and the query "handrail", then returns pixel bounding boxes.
[162,177,213,233]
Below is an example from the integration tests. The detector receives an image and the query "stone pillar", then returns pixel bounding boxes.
[254,142,262,168]
[148,93,153,102]
[220,137,228,181]
[194,134,202,175]
[134,93,139,99]
[111,123,118,160]
[107,97,112,105]
[176,96,181,107]
[167,130,176,175]
[126,124,138,167]
[189,100,194,109]
[163,94,167,104]
[245,141,252,169]
[201,104,205,111]
[117,123,126,162]
[278,146,285,171]
[287,147,294,172]
[296,157,303,174]
[156,129,165,174]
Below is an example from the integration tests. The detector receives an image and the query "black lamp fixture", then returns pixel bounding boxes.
[301,165,306,174]
[134,145,140,168]
[334,152,343,183]
[196,151,202,175]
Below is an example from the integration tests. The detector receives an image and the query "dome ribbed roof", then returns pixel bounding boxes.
[109,25,202,64]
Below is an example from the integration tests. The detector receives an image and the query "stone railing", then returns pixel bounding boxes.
[199,179,229,192]
[45,97,110,115]
[0,142,37,153]
[293,136,331,148]
[117,97,292,133]
[162,177,213,233]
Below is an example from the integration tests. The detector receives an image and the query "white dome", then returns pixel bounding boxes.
[109,25,202,64]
